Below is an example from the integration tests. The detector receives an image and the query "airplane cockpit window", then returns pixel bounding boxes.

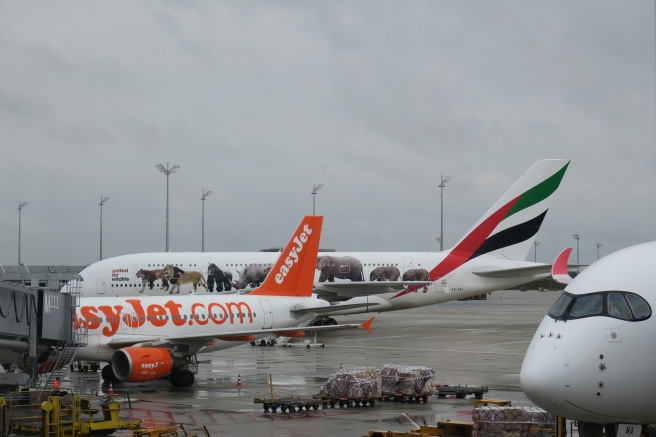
[569,294,603,318]
[608,293,632,319]
[626,293,650,319]
[548,291,652,322]
[548,294,573,319]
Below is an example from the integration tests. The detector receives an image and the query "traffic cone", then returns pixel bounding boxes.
[236,374,242,387]
[107,381,115,395]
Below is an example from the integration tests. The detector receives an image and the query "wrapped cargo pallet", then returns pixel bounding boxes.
[320,369,381,399]
[380,364,435,395]
[472,406,556,437]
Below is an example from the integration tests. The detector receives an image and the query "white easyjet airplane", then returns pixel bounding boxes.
[63,159,570,323]
[521,242,656,436]
[74,216,373,387]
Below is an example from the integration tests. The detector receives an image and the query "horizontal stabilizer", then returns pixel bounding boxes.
[313,281,433,302]
[290,302,382,315]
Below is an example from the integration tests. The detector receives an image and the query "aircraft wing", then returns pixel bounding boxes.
[103,319,373,353]
[290,302,382,315]
[313,281,433,302]
[160,317,374,343]
[471,264,553,279]
[107,336,166,349]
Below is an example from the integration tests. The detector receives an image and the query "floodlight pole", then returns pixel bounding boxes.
[311,184,323,215]
[534,241,540,262]
[573,234,580,273]
[99,195,110,260]
[156,162,180,252]
[18,201,27,265]
[201,189,213,252]
[596,243,602,261]
[439,174,451,251]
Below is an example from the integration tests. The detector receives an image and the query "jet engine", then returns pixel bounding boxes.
[111,347,173,383]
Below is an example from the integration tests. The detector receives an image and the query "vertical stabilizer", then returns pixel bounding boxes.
[250,216,323,297]
[430,159,570,280]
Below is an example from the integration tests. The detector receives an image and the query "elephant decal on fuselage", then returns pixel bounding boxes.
[316,256,364,282]
[370,266,400,281]
[402,268,430,281]
[402,268,431,291]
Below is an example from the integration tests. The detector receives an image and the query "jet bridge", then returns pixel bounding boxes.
[0,281,77,386]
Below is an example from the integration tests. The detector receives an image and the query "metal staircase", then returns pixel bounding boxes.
[36,276,85,399]
[38,327,88,393]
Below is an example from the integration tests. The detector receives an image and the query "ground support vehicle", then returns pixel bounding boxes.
[282,339,325,348]
[3,391,141,436]
[280,331,325,348]
[70,361,101,372]
[254,396,321,412]
[314,393,377,408]
[366,421,474,437]
[381,391,430,403]
[249,336,277,347]
[472,398,511,407]
[254,375,322,412]
[435,385,488,399]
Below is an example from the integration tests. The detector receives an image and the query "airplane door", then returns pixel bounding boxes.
[119,312,140,335]
[96,278,106,295]
[339,259,351,275]
[201,258,213,274]
[259,300,273,329]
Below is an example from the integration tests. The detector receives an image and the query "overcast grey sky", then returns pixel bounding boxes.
[1,1,654,267]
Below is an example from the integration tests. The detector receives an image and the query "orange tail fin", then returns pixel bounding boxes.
[250,216,323,297]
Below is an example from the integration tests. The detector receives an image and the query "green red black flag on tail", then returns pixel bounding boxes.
[428,161,570,281]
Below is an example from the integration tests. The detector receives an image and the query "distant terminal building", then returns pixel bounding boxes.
[0,264,86,293]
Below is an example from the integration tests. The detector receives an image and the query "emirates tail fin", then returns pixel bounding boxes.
[430,159,570,281]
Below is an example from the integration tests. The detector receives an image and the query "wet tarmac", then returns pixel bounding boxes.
[65,289,566,436]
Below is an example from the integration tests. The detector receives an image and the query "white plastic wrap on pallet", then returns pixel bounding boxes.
[472,406,556,437]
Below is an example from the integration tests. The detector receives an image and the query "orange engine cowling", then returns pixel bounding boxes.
[111,347,173,383]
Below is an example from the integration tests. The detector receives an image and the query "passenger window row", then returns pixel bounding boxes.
[78,312,257,325]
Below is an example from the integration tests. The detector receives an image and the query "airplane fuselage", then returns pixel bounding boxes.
[73,251,432,296]
[76,293,329,362]
[521,242,656,426]
[67,251,550,316]
[522,313,656,424]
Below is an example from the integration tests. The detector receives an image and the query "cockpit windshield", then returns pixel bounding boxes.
[548,291,651,322]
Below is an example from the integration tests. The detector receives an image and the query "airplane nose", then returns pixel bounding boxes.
[520,343,571,410]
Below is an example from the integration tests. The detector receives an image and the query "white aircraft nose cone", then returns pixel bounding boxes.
[520,343,571,410]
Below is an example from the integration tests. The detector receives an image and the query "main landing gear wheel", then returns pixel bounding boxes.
[101,365,116,382]
[170,369,195,387]
[312,317,338,326]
